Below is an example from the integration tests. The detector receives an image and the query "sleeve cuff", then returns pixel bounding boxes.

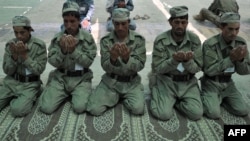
[121,57,132,67]
[10,56,18,64]
[170,58,179,65]
[58,49,67,58]
[183,59,192,67]
[235,58,246,65]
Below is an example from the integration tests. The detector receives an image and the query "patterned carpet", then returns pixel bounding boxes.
[1,0,250,140]
[1,96,250,141]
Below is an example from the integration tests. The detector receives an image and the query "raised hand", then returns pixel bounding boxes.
[59,34,78,54]
[119,43,131,63]
[59,34,68,54]
[237,45,248,61]
[173,51,186,62]
[65,35,78,54]
[9,42,18,61]
[109,43,120,63]
[184,51,194,62]
[16,41,28,60]
[230,45,248,62]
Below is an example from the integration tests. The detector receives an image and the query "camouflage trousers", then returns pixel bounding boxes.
[0,76,42,117]
[87,75,145,116]
[149,74,203,121]
[201,77,249,119]
[200,8,220,27]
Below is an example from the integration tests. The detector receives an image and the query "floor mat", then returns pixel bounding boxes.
[1,99,250,141]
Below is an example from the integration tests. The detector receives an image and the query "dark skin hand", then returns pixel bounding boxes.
[173,51,194,62]
[173,51,186,62]
[9,42,18,61]
[109,43,131,64]
[59,34,78,54]
[59,34,68,54]
[230,45,248,62]
[110,43,120,63]
[65,35,78,54]
[183,51,194,62]
[16,41,28,60]
[119,43,130,63]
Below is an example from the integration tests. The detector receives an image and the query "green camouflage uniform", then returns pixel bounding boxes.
[39,29,97,114]
[87,30,146,115]
[198,0,239,26]
[150,30,203,121]
[201,34,250,119]
[66,0,94,32]
[106,0,136,31]
[208,0,238,14]
[0,36,47,117]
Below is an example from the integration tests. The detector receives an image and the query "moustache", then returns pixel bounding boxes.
[176,28,184,31]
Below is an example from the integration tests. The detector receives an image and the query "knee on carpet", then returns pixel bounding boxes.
[204,109,221,119]
[72,103,87,114]
[186,109,203,121]
[230,108,249,117]
[127,103,145,115]
[11,106,30,117]
[87,105,107,116]
[150,109,173,121]
[39,104,56,115]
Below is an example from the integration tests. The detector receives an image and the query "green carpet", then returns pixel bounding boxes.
[1,97,249,141]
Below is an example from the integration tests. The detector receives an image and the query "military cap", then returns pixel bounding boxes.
[12,16,34,31]
[62,1,80,14]
[112,8,130,21]
[169,6,188,18]
[220,12,240,23]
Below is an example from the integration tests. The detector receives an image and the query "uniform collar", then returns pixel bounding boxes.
[219,34,235,50]
[109,30,135,43]
[75,29,85,41]
[162,30,191,47]
[57,29,84,41]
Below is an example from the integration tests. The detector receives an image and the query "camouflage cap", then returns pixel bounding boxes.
[12,16,31,27]
[220,12,240,23]
[169,6,188,18]
[12,16,34,31]
[112,8,130,22]
[62,1,80,14]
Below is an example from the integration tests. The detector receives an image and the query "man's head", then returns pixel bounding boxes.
[168,6,189,38]
[112,8,130,38]
[62,1,80,35]
[220,12,240,43]
[169,6,188,20]
[12,16,33,43]
[117,0,126,8]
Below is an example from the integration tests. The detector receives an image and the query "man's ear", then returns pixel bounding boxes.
[168,20,172,26]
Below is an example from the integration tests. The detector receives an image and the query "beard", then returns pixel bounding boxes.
[115,29,128,39]
[173,28,185,37]
[66,28,78,36]
[229,35,237,40]
[66,28,73,34]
